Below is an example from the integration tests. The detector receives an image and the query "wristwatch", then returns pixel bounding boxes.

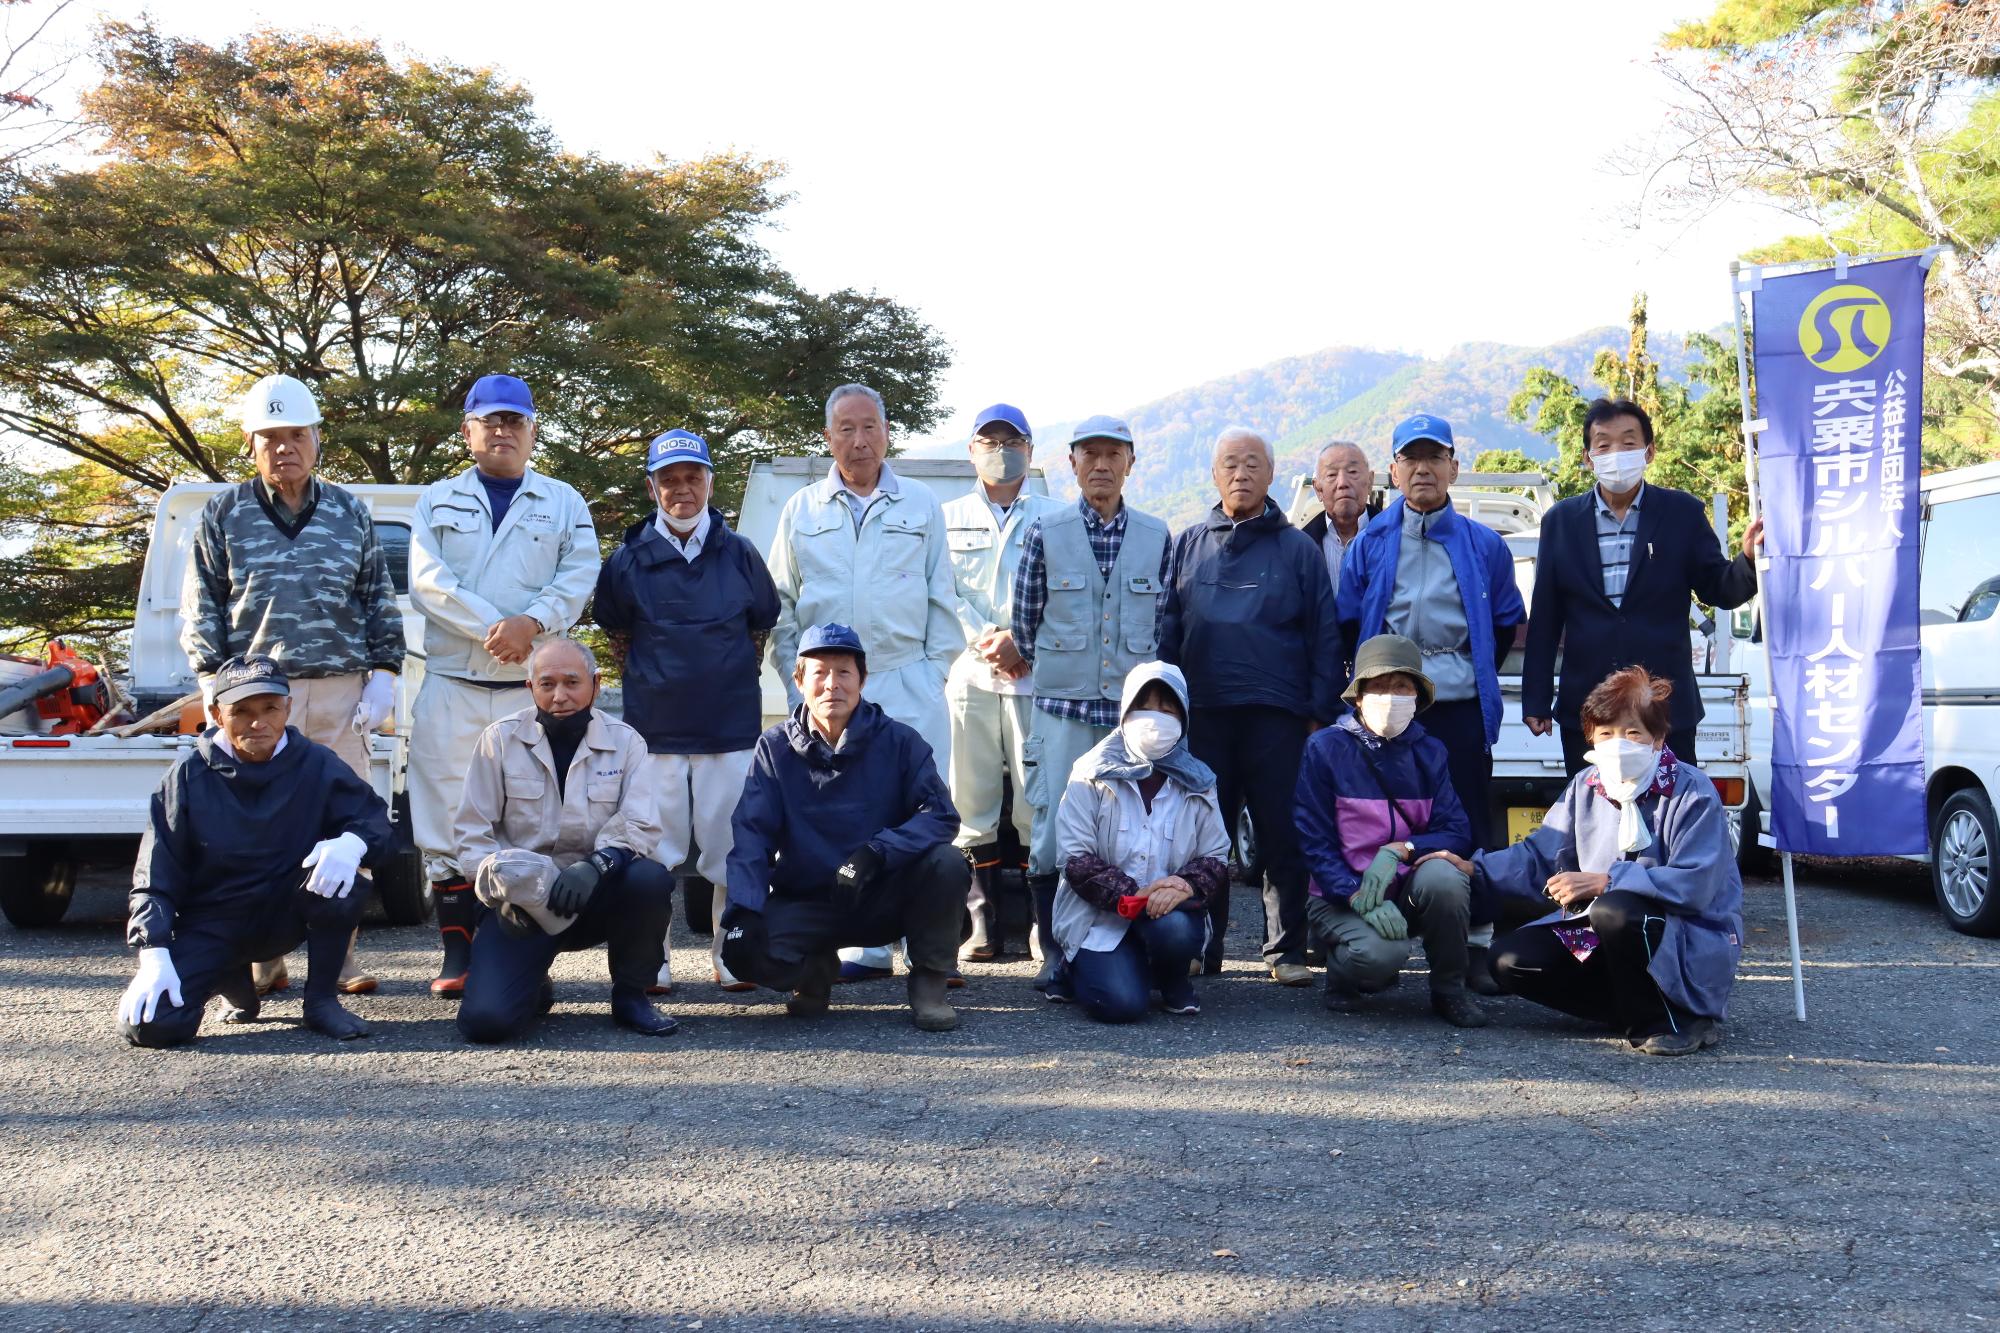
[1398,840,1417,861]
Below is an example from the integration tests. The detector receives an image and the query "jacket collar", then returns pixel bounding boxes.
[624,505,730,564]
[784,698,885,768]
[815,461,901,504]
[1089,727,1215,792]
[1335,710,1431,752]
[512,706,620,766]
[1203,498,1288,536]
[1392,494,1458,539]
[196,725,305,783]
[451,465,553,500]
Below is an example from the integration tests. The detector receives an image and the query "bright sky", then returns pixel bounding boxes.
[34,0,1790,446]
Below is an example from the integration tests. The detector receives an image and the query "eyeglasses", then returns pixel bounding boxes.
[972,434,1028,450]
[471,413,530,429]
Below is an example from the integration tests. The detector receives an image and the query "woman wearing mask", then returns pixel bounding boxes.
[1051,662,1230,1022]
[1294,634,1486,1027]
[1419,667,1743,1055]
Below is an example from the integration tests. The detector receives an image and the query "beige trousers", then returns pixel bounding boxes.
[409,673,532,882]
[645,749,756,984]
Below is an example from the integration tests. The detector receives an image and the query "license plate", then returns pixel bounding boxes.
[1506,806,1545,845]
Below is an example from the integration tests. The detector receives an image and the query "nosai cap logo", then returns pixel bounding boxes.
[1799,283,1892,373]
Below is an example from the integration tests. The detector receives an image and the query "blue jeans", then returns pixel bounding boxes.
[1068,910,1203,1024]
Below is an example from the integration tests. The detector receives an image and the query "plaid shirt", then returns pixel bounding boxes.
[1011,497,1171,728]
[1594,483,1644,608]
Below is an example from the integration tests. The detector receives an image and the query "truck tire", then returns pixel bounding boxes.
[1735,783,1776,878]
[1231,807,1262,886]
[0,843,77,928]
[1932,788,2000,936]
[373,843,431,925]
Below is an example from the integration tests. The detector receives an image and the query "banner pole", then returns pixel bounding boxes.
[1781,851,1807,1021]
[1730,259,1808,1022]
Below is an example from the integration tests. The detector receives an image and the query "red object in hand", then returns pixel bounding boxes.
[1116,894,1148,920]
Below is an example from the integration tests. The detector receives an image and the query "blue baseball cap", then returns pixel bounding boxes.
[972,403,1031,439]
[463,374,536,420]
[646,429,712,473]
[797,622,866,666]
[1391,414,1455,456]
[1071,415,1134,448]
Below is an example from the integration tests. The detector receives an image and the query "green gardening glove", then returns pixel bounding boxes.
[1360,901,1408,941]
[1349,847,1403,915]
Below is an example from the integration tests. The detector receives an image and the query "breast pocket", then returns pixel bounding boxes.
[948,526,994,587]
[875,516,929,576]
[432,506,487,569]
[505,523,562,593]
[788,513,852,585]
[1124,572,1164,653]
[585,770,624,822]
[1194,567,1271,628]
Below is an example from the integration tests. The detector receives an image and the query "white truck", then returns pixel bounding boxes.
[1284,470,1753,857]
[0,482,430,928]
[1735,457,2000,934]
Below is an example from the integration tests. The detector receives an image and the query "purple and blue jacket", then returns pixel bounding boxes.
[1294,713,1472,901]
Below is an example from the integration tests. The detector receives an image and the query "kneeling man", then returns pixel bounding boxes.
[720,623,967,1030]
[118,655,393,1046]
[453,638,677,1041]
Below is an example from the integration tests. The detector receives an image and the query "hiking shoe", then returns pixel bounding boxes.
[787,953,838,1018]
[1431,989,1490,1028]
[1638,1019,1721,1056]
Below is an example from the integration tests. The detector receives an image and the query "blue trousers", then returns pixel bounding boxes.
[458,858,672,1043]
[1067,909,1203,1024]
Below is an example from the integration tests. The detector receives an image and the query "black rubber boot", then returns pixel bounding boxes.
[1431,986,1490,1029]
[1029,874,1061,991]
[216,965,260,1024]
[302,915,371,1041]
[430,880,476,998]
[610,985,678,1036]
[1322,974,1364,1014]
[1466,945,1503,997]
[786,952,838,1018]
[908,967,960,1031]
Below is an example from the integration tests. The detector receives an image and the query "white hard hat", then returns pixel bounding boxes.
[240,373,322,432]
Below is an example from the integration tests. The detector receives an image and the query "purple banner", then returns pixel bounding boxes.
[1752,256,1928,855]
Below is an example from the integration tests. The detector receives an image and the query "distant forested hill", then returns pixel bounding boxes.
[915,326,1709,528]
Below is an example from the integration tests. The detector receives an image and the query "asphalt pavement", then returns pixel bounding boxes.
[3,856,1997,1331]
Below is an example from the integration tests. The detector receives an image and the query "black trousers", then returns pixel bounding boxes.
[1561,725,1700,780]
[733,844,967,991]
[1489,889,1692,1042]
[457,858,673,1043]
[1188,705,1310,967]
[1420,698,1495,853]
[121,881,367,1047]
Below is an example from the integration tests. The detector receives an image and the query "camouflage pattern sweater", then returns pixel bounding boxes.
[180,478,406,679]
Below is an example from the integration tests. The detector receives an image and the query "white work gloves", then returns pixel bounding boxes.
[351,670,396,736]
[118,946,183,1026]
[302,831,368,898]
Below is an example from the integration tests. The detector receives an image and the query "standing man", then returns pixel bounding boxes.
[408,373,600,999]
[720,624,968,1031]
[765,383,963,980]
[1011,416,1171,994]
[942,403,1058,963]
[181,373,405,999]
[1161,427,1343,984]
[1522,398,1764,774]
[1303,440,1373,604]
[595,428,780,993]
[1337,414,1525,855]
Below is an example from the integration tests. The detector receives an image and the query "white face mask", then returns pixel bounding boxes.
[1358,691,1417,739]
[1592,448,1648,493]
[1585,737,1660,791]
[1120,709,1182,762]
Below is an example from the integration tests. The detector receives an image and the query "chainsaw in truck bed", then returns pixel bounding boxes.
[0,483,430,929]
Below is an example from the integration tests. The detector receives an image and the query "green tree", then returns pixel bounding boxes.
[0,21,950,656]
[1508,296,1752,528]
[1651,0,2000,447]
